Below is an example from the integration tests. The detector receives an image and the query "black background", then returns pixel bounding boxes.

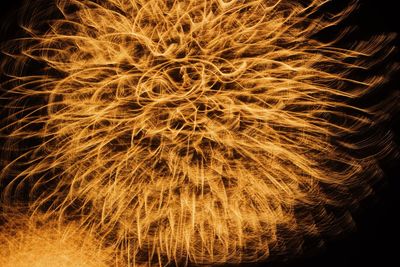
[0,1,399,267]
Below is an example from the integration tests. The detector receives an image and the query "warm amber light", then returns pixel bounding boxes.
[0,215,111,267]
[0,0,396,266]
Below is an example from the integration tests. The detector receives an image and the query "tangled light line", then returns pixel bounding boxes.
[0,0,397,266]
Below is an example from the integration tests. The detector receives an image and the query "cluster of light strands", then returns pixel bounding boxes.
[0,214,112,267]
[0,0,397,266]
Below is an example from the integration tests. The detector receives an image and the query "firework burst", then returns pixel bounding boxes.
[0,0,397,266]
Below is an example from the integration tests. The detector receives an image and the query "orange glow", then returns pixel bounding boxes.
[0,214,112,267]
[0,0,396,266]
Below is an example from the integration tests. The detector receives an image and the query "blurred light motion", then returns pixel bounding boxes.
[0,0,397,266]
[0,214,112,267]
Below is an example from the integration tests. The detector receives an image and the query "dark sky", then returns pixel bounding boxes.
[1,1,399,267]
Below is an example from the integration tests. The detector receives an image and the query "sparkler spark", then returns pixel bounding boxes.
[0,0,397,266]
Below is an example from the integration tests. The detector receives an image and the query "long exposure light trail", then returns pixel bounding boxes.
[0,0,397,266]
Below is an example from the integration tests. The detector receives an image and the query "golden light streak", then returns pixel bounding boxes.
[0,214,112,267]
[0,0,397,266]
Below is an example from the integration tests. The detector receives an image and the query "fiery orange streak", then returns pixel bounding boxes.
[0,0,397,266]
